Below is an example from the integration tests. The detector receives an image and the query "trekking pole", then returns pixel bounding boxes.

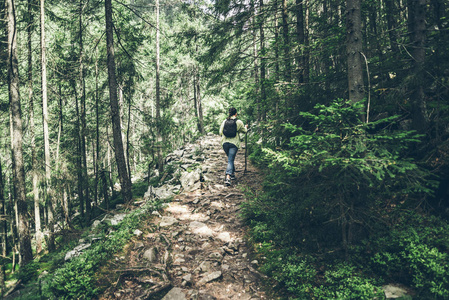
[244,131,248,174]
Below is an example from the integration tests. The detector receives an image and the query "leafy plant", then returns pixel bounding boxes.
[367,212,449,298]
[16,261,40,284]
[259,99,436,251]
[42,201,161,299]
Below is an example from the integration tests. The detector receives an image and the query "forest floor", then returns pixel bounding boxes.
[98,135,270,300]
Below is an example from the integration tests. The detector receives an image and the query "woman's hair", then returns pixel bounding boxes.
[228,107,237,119]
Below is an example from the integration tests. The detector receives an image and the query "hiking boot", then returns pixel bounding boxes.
[230,174,236,180]
[225,178,231,186]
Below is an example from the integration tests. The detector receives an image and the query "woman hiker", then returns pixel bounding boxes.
[219,107,248,186]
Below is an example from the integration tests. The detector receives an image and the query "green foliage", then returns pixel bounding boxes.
[313,263,383,300]
[257,99,435,246]
[42,202,160,299]
[132,181,149,198]
[16,261,40,284]
[252,241,382,300]
[367,212,449,298]
[243,99,446,299]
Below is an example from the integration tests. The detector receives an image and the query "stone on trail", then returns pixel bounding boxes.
[182,273,192,285]
[160,216,178,227]
[197,271,222,286]
[143,247,158,263]
[216,232,231,243]
[162,287,187,300]
[145,185,178,201]
[189,221,214,236]
[209,252,223,261]
[203,173,215,182]
[180,169,202,192]
[195,261,213,273]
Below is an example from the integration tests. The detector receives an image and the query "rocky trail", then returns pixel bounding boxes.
[100,134,268,300]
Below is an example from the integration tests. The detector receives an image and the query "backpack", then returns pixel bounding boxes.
[223,118,237,138]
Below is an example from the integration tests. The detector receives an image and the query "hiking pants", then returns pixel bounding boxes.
[223,142,238,176]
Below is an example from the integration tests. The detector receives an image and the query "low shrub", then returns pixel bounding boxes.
[16,261,40,284]
[367,212,449,298]
[42,201,160,299]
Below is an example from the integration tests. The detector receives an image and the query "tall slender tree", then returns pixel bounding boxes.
[259,0,266,124]
[346,0,365,105]
[105,0,133,203]
[28,0,42,253]
[0,159,6,258]
[7,0,33,265]
[295,0,304,85]
[155,0,164,173]
[408,0,428,133]
[40,0,55,251]
[282,0,291,82]
[79,0,90,222]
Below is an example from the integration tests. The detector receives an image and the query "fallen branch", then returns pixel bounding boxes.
[4,280,22,298]
[137,281,171,300]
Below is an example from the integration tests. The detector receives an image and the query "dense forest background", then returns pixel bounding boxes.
[0,0,449,298]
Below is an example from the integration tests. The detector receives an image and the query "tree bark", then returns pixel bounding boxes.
[194,66,205,135]
[105,0,133,203]
[79,0,90,223]
[29,0,43,254]
[304,0,310,83]
[40,0,55,251]
[155,0,164,174]
[73,82,85,221]
[259,0,266,125]
[282,0,291,82]
[295,0,304,85]
[346,0,365,105]
[7,0,33,265]
[408,0,428,133]
[274,0,281,146]
[0,159,6,258]
[252,1,260,121]
[95,49,100,206]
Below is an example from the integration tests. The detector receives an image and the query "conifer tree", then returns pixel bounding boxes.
[7,0,33,265]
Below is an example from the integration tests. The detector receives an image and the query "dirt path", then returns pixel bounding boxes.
[101,135,267,300]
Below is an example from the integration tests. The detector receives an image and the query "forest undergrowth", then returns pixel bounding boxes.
[240,99,449,300]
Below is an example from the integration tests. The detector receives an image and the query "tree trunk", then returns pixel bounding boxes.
[100,169,110,210]
[304,0,310,84]
[0,261,4,298]
[79,0,90,223]
[193,64,205,135]
[73,83,85,222]
[7,0,33,265]
[63,187,69,225]
[295,0,304,85]
[408,0,428,133]
[274,0,281,146]
[346,0,365,105]
[259,0,266,126]
[0,159,6,258]
[105,0,133,203]
[95,49,100,206]
[7,176,17,272]
[29,0,43,254]
[252,1,260,121]
[155,0,164,174]
[40,0,55,252]
[282,0,291,82]
[126,95,132,176]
